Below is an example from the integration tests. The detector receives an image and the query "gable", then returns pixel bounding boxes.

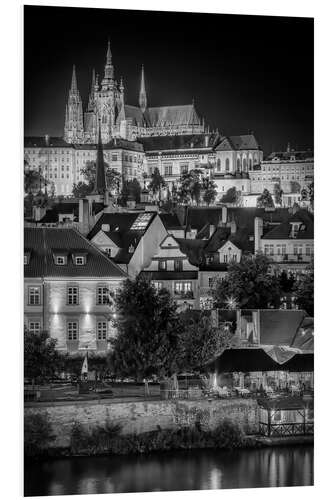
[219,240,241,255]
[92,230,119,248]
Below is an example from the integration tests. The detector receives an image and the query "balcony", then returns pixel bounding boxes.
[174,290,194,300]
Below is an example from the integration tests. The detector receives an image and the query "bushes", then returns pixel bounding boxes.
[24,413,55,458]
[68,418,245,456]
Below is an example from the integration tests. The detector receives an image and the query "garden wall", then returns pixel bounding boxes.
[25,398,259,449]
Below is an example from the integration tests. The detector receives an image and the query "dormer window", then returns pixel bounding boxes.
[56,256,67,265]
[75,256,85,265]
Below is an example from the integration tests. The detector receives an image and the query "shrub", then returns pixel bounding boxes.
[212,419,245,450]
[24,413,55,457]
[70,420,122,454]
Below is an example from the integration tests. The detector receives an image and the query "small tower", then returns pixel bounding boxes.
[87,68,96,111]
[101,39,114,90]
[139,65,147,113]
[92,121,107,197]
[64,65,84,143]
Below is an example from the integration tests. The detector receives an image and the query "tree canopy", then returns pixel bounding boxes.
[273,183,283,205]
[220,187,240,204]
[148,167,165,201]
[293,261,314,316]
[24,329,60,383]
[72,160,121,198]
[177,169,203,205]
[212,254,282,309]
[202,177,218,206]
[109,276,182,380]
[256,189,274,208]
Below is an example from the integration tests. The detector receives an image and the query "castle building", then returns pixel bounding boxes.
[64,41,204,144]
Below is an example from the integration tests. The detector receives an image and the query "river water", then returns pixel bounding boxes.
[25,445,313,496]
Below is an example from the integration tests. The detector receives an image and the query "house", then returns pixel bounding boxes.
[141,234,200,310]
[24,227,127,354]
[255,209,314,275]
[87,211,168,277]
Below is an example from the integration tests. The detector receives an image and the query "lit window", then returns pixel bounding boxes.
[97,321,108,340]
[67,286,79,305]
[130,213,152,231]
[97,286,109,305]
[158,260,167,271]
[28,287,40,305]
[67,321,78,340]
[152,281,163,291]
[29,321,40,333]
[75,256,85,265]
[174,260,183,272]
[56,256,66,265]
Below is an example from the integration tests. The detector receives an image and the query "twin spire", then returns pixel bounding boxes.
[139,65,147,113]
[70,64,78,93]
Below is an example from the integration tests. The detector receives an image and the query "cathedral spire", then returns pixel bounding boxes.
[71,64,78,92]
[93,120,106,195]
[103,39,114,82]
[139,65,147,113]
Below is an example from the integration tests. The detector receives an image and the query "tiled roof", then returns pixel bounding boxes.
[24,136,143,152]
[175,238,206,266]
[159,213,183,230]
[87,212,157,264]
[290,317,314,351]
[262,210,314,240]
[141,270,198,280]
[148,104,201,127]
[138,133,219,152]
[24,136,72,148]
[38,201,105,224]
[24,227,127,278]
[266,150,314,161]
[215,134,261,151]
[259,310,307,346]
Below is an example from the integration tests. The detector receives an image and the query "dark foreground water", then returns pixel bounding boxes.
[25,445,313,496]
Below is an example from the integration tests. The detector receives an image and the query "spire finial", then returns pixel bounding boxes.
[139,65,147,113]
[106,38,112,64]
[71,64,77,92]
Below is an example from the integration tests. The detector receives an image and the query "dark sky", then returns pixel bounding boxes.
[24,6,313,155]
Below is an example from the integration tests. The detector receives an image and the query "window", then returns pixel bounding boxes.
[75,256,85,265]
[112,154,117,162]
[28,286,40,305]
[306,246,311,256]
[67,286,79,305]
[174,260,183,272]
[223,254,228,263]
[97,321,108,340]
[174,282,192,295]
[97,286,109,305]
[158,260,167,271]
[237,158,241,171]
[67,321,78,341]
[216,159,221,172]
[56,255,66,265]
[152,281,163,291]
[164,164,173,176]
[180,163,189,175]
[264,245,274,256]
[29,321,40,333]
[208,277,215,288]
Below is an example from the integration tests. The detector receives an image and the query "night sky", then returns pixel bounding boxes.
[24,6,313,155]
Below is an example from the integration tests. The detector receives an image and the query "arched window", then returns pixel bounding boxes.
[249,158,252,170]
[237,158,241,171]
[225,158,230,172]
[216,158,221,171]
[243,158,247,171]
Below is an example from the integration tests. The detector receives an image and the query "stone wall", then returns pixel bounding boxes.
[25,398,259,449]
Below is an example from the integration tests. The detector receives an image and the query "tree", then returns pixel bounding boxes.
[221,187,240,204]
[74,160,121,197]
[308,182,314,208]
[177,169,202,205]
[290,181,301,194]
[72,181,94,199]
[273,183,283,205]
[212,254,282,309]
[300,187,308,201]
[119,178,142,206]
[109,276,182,380]
[24,329,60,383]
[202,177,217,206]
[24,169,46,195]
[148,167,165,201]
[178,311,237,372]
[256,188,274,208]
[293,262,314,316]
[279,270,295,293]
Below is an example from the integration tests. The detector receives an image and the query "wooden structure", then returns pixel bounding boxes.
[258,397,314,437]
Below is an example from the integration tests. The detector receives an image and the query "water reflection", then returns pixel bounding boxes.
[25,445,313,496]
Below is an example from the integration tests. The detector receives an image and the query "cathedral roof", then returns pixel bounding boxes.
[138,133,220,152]
[147,104,201,127]
[215,134,261,151]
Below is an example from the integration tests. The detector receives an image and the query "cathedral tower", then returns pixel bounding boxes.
[64,65,84,143]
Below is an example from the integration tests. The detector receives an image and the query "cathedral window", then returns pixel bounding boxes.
[216,159,221,172]
[225,158,230,172]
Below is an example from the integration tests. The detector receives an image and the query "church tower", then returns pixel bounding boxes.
[64,65,84,143]
[139,65,147,113]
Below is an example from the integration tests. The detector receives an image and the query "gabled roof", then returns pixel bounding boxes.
[87,212,157,264]
[215,134,261,151]
[24,227,127,278]
[290,317,314,351]
[38,201,105,224]
[175,238,206,266]
[148,104,201,127]
[159,213,183,230]
[266,150,314,162]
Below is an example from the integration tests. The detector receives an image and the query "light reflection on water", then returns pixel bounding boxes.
[25,445,313,496]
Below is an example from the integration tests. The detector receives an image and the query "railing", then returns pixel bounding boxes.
[259,421,314,437]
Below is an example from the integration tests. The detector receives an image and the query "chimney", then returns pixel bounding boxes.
[230,220,237,234]
[79,198,90,235]
[45,134,50,146]
[209,224,215,238]
[221,205,227,224]
[254,216,263,253]
[205,134,209,148]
